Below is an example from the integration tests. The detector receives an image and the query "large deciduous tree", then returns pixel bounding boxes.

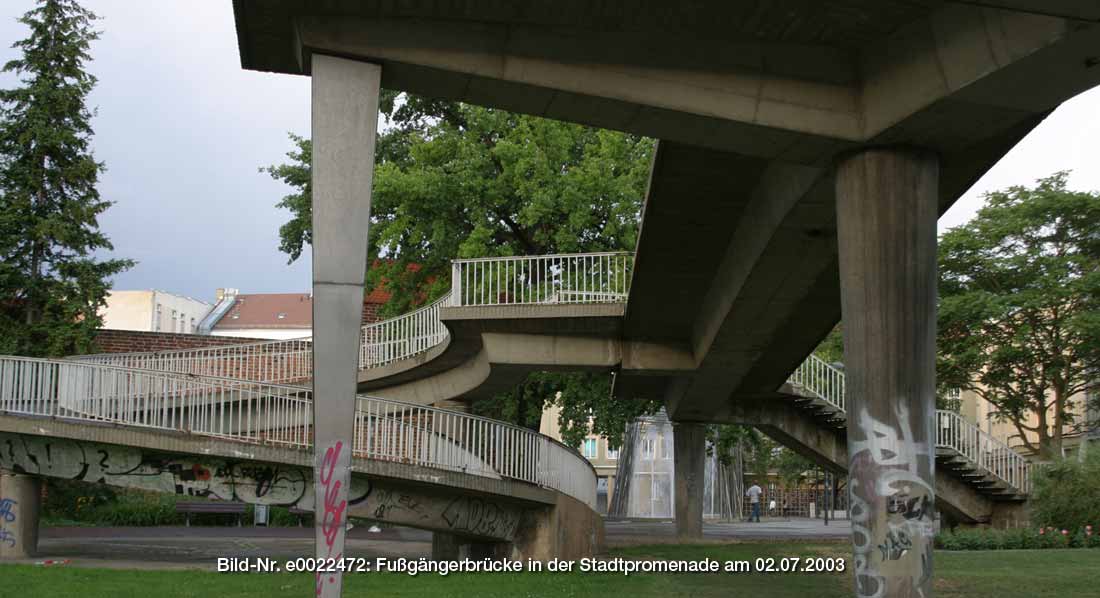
[264,94,658,447]
[937,172,1100,460]
[0,0,132,357]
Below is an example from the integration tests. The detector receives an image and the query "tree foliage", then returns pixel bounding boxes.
[264,93,658,443]
[0,0,132,357]
[937,172,1100,459]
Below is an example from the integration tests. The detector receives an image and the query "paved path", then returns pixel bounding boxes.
[11,518,848,570]
[605,518,850,545]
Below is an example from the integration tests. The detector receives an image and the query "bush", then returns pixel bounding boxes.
[936,526,1099,550]
[1030,452,1100,531]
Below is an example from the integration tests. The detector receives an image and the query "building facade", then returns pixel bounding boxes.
[99,290,212,334]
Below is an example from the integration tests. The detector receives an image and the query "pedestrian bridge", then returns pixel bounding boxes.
[3,251,1029,530]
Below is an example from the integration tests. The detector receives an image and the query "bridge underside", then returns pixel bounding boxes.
[0,415,603,559]
[229,4,1094,595]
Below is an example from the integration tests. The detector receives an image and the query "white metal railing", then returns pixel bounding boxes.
[359,292,451,369]
[787,353,845,412]
[76,252,634,382]
[451,252,632,307]
[75,337,313,384]
[0,356,596,508]
[786,354,1029,495]
[937,410,1031,495]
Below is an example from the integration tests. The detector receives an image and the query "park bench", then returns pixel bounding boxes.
[175,501,247,527]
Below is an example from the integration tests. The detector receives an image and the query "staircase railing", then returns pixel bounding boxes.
[937,410,1031,494]
[0,355,596,508]
[786,354,1030,495]
[787,353,845,412]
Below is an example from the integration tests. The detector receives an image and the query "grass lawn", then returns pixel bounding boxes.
[2,542,1096,597]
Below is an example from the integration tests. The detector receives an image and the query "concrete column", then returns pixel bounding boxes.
[0,472,42,559]
[835,148,938,598]
[310,53,382,598]
[672,422,705,540]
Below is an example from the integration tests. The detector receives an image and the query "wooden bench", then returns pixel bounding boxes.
[175,501,247,527]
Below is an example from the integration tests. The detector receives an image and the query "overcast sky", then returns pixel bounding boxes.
[3,1,1100,302]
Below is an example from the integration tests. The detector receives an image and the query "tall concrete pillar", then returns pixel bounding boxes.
[310,53,382,598]
[673,422,705,540]
[0,472,43,559]
[835,148,938,598]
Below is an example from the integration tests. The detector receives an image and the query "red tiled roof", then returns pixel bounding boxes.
[214,293,312,330]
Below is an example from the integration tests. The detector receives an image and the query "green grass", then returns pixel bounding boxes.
[2,543,1096,598]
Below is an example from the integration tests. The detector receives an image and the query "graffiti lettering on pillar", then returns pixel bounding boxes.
[0,498,16,522]
[848,404,935,598]
[441,496,520,539]
[0,496,16,548]
[315,441,346,597]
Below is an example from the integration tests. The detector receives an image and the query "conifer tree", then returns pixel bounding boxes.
[0,0,132,356]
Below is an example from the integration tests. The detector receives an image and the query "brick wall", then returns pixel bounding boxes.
[92,329,267,354]
[362,302,383,325]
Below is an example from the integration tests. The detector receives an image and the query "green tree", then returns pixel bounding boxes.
[264,94,658,443]
[0,0,132,357]
[937,172,1100,460]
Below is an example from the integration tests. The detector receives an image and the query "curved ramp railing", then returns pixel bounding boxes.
[74,252,633,381]
[450,252,632,307]
[0,356,596,508]
[786,354,1030,495]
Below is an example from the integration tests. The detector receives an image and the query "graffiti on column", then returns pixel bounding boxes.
[315,440,347,597]
[849,404,934,598]
[0,496,16,547]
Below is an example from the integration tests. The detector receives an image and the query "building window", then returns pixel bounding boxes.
[642,438,655,459]
[154,304,162,331]
[190,317,196,333]
[606,445,619,460]
[171,309,177,332]
[582,438,598,459]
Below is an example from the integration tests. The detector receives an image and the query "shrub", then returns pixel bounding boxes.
[1030,452,1100,531]
[935,525,1098,550]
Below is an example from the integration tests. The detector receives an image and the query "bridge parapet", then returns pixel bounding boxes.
[0,356,596,509]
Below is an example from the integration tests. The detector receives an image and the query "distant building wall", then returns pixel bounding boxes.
[100,290,211,334]
[959,387,1092,459]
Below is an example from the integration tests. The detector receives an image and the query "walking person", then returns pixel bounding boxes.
[746,482,762,522]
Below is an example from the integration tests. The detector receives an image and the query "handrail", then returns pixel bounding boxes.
[74,252,633,380]
[451,252,632,307]
[0,356,597,508]
[786,354,1029,495]
[359,292,451,369]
